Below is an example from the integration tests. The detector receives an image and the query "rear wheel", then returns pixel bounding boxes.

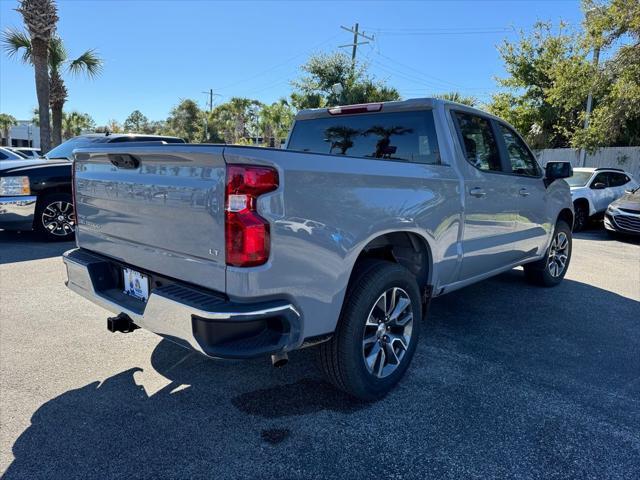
[34,192,75,242]
[524,220,572,287]
[319,260,421,401]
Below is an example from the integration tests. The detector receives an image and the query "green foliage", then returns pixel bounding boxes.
[206,97,262,144]
[258,99,295,146]
[123,110,149,133]
[291,52,400,109]
[166,99,203,142]
[61,111,95,138]
[573,0,640,150]
[434,92,478,107]
[0,113,18,140]
[488,22,591,149]
[490,2,640,151]
[3,30,102,84]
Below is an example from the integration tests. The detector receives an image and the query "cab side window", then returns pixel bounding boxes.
[590,172,609,189]
[497,123,540,177]
[453,112,502,172]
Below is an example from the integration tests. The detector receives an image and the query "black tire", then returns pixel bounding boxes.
[319,260,422,401]
[523,220,572,287]
[573,201,588,232]
[34,192,76,242]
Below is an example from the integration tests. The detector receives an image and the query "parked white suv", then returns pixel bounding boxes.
[567,167,638,231]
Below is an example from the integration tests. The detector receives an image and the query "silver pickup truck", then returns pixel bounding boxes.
[63,98,573,400]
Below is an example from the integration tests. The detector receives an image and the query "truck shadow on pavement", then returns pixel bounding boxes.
[0,231,73,264]
[4,270,640,479]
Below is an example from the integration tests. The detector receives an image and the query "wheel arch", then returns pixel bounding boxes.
[573,196,592,216]
[557,207,574,230]
[347,230,434,293]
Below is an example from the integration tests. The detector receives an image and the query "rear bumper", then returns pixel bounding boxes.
[0,195,37,230]
[63,248,301,359]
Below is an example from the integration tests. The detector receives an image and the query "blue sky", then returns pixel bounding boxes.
[0,0,584,125]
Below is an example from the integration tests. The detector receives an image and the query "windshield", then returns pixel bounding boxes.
[45,137,106,160]
[566,171,593,187]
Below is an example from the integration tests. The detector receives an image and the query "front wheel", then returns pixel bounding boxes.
[319,260,422,401]
[34,192,76,242]
[524,220,572,287]
[573,201,588,231]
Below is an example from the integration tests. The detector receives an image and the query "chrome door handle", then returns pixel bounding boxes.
[519,188,530,197]
[469,187,486,198]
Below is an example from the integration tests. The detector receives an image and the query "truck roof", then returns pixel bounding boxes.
[294,97,497,122]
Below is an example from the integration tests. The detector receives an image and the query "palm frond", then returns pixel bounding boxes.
[2,27,32,64]
[68,49,103,78]
[48,36,67,72]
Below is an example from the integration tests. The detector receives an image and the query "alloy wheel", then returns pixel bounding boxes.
[42,200,75,237]
[547,231,569,277]
[362,287,414,378]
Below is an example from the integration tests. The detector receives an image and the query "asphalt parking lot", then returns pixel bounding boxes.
[0,229,638,479]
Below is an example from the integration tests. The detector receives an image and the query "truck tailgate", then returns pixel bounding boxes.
[73,145,226,293]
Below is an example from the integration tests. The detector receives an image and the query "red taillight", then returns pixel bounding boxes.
[225,164,278,267]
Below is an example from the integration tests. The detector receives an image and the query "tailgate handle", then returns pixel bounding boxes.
[108,154,140,169]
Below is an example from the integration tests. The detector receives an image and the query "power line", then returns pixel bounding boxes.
[214,34,340,92]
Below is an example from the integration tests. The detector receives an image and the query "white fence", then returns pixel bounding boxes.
[534,147,640,179]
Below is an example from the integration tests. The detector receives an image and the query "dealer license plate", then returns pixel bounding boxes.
[122,267,149,302]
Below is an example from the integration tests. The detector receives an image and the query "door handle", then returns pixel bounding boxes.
[469,187,486,198]
[519,188,530,197]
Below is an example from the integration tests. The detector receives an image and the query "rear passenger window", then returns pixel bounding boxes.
[609,172,630,187]
[497,123,541,177]
[453,112,501,172]
[287,111,440,164]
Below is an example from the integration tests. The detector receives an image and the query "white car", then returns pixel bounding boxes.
[0,147,26,161]
[8,147,42,159]
[567,167,639,230]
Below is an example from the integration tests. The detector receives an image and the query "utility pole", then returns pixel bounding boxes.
[202,89,219,141]
[339,23,374,70]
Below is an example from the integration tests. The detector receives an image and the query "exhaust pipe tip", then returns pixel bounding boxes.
[271,352,288,368]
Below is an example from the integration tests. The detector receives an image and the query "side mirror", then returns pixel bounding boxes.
[592,182,607,190]
[545,161,572,185]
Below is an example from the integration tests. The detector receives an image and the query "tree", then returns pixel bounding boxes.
[291,52,400,109]
[258,99,295,146]
[3,30,102,147]
[488,22,591,149]
[0,113,18,146]
[207,97,262,144]
[15,0,59,153]
[572,0,640,149]
[166,99,202,142]
[61,111,94,139]
[123,110,149,133]
[434,92,478,107]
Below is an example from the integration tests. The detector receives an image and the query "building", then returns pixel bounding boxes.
[1,121,40,148]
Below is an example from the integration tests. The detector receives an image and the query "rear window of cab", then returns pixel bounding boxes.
[287,110,440,165]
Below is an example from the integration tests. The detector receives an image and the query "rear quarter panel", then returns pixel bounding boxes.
[223,147,462,341]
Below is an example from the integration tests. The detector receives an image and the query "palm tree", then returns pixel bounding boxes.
[15,0,58,153]
[259,99,295,147]
[61,111,94,139]
[0,113,18,146]
[3,30,102,147]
